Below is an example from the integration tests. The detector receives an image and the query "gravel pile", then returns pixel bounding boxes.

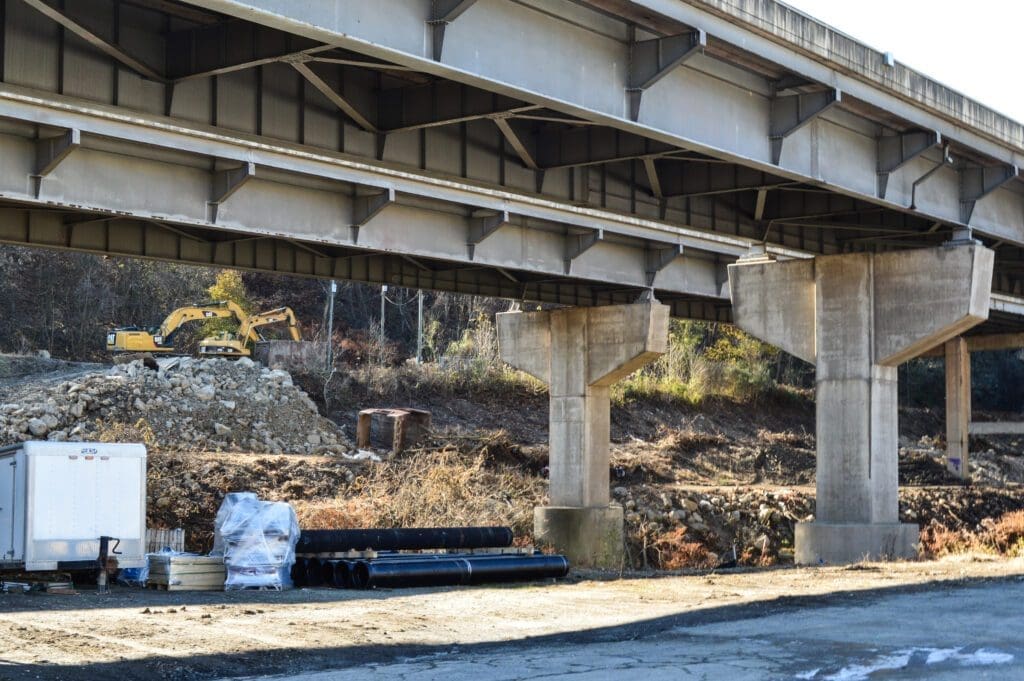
[0,357,351,454]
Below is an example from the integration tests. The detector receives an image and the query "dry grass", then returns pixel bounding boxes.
[94,417,158,447]
[295,432,546,541]
[920,510,1024,559]
[982,510,1024,556]
[920,522,983,558]
[293,498,378,530]
[756,429,812,448]
[652,528,718,570]
[659,428,729,453]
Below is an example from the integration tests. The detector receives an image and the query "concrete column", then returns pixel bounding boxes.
[729,245,992,564]
[945,337,971,479]
[497,302,669,568]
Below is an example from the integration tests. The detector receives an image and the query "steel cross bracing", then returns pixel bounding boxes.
[0,85,746,321]
[3,0,1024,324]
[157,2,1024,242]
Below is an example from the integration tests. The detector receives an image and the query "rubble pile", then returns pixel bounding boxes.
[619,483,1024,566]
[620,485,814,564]
[0,357,352,454]
[901,487,1024,531]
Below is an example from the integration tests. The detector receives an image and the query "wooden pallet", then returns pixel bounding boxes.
[148,555,225,591]
[146,582,223,592]
[146,528,186,554]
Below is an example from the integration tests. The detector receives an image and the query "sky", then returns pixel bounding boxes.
[780,0,1024,122]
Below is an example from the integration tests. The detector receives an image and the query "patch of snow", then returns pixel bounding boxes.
[959,649,1014,667]
[806,647,1014,681]
[824,651,912,681]
[344,449,382,462]
[925,648,959,665]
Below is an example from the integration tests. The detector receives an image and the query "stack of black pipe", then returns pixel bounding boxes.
[291,526,570,590]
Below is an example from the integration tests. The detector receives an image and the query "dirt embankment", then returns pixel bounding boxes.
[4,355,1024,567]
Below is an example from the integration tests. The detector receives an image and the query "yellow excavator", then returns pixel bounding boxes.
[198,306,301,357]
[106,301,247,354]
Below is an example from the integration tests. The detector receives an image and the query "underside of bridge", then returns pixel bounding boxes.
[1,0,1023,566]
[2,0,1024,327]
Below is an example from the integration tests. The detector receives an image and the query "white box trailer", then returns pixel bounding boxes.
[0,441,147,571]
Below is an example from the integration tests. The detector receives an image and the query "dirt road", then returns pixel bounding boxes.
[1,557,1022,681]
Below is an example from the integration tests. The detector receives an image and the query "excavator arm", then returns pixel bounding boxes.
[156,300,246,341]
[198,307,302,357]
[107,300,247,354]
[237,307,301,343]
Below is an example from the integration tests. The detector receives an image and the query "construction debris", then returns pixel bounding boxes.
[0,357,352,455]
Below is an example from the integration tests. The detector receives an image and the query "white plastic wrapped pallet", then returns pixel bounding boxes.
[212,492,299,590]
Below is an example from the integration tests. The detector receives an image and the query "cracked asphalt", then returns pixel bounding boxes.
[240,574,1024,680]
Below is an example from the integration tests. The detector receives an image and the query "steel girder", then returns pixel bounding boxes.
[0,84,754,318]
[0,206,727,320]
[178,0,1024,250]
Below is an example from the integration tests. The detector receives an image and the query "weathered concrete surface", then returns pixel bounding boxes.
[686,0,1024,153]
[945,337,971,479]
[533,505,625,570]
[497,303,669,567]
[795,522,919,565]
[729,246,994,564]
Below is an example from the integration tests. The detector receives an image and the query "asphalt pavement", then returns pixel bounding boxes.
[235,577,1024,680]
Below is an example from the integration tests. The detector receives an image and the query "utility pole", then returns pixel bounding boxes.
[325,280,336,371]
[380,285,387,360]
[416,289,424,363]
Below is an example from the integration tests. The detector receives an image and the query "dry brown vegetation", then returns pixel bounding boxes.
[321,432,544,532]
[650,528,718,570]
[919,510,1024,559]
[145,431,547,552]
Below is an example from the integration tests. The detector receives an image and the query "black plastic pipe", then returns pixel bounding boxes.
[296,527,514,554]
[322,559,355,589]
[339,553,528,588]
[320,559,338,586]
[304,558,326,587]
[353,554,569,590]
[332,561,354,589]
[291,557,308,588]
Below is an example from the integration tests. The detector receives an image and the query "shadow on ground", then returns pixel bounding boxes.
[1,570,1021,681]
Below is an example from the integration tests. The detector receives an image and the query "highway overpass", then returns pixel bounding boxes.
[0,0,1021,566]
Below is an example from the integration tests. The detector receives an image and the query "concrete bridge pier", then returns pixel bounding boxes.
[497,303,669,568]
[729,245,993,564]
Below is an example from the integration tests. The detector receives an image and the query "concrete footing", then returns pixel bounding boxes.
[795,522,919,565]
[534,505,624,569]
